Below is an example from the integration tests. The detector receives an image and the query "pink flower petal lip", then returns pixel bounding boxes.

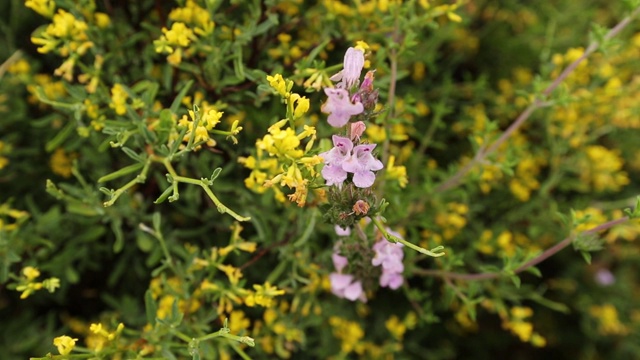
[332,253,348,273]
[343,280,364,301]
[321,88,364,128]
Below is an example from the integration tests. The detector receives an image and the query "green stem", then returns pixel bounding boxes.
[414,216,629,281]
[200,183,251,222]
[371,217,445,257]
[103,157,152,207]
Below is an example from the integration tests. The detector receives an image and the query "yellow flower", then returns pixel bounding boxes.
[23,266,41,281]
[50,148,75,178]
[385,315,406,341]
[163,22,195,47]
[245,282,285,308]
[25,0,55,18]
[292,96,310,119]
[386,155,408,188]
[266,74,291,98]
[53,335,77,355]
[109,84,128,115]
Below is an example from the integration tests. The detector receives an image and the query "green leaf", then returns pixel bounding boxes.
[170,80,194,114]
[145,290,158,326]
[510,275,521,288]
[98,162,145,183]
[45,122,76,152]
[525,266,542,278]
[121,147,143,162]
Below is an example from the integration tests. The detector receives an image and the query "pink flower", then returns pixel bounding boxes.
[321,88,363,127]
[320,135,353,187]
[332,252,348,272]
[380,272,404,290]
[329,273,366,302]
[341,144,384,188]
[334,225,351,237]
[330,47,365,89]
[350,121,366,141]
[372,229,405,289]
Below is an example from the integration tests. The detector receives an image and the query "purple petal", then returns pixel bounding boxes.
[330,273,353,294]
[352,170,376,188]
[380,272,404,290]
[343,280,364,301]
[321,163,347,186]
[332,253,348,273]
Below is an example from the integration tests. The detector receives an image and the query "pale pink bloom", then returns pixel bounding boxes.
[342,144,384,188]
[321,88,363,128]
[350,121,366,141]
[330,47,365,89]
[329,273,366,302]
[335,225,351,237]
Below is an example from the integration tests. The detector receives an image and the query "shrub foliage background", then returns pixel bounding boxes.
[1,0,640,359]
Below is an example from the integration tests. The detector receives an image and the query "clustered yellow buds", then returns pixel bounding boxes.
[240,74,321,206]
[245,282,286,308]
[15,266,60,299]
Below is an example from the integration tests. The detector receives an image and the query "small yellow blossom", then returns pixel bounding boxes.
[590,304,629,335]
[23,266,41,281]
[109,84,128,115]
[50,148,75,178]
[53,335,77,355]
[386,155,408,188]
[25,0,55,18]
[245,282,286,308]
[329,316,364,354]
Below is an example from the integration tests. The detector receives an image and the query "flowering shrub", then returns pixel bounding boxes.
[2,0,640,359]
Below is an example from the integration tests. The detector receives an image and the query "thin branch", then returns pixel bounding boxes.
[414,216,630,281]
[434,6,640,193]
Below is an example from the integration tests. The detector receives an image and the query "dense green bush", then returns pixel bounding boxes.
[1,0,640,359]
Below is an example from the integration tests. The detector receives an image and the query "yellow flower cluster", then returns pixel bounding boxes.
[25,0,55,18]
[154,1,214,65]
[151,276,202,319]
[475,229,543,258]
[385,312,417,341]
[0,202,29,232]
[168,0,215,36]
[329,316,365,355]
[86,322,125,352]
[52,335,77,356]
[577,145,629,193]
[501,306,546,347]
[425,202,469,242]
[245,282,286,308]
[240,74,321,207]
[50,148,76,178]
[14,266,60,299]
[31,9,93,57]
[589,304,629,336]
[256,302,304,358]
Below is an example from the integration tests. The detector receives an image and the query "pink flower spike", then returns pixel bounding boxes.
[321,88,364,128]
